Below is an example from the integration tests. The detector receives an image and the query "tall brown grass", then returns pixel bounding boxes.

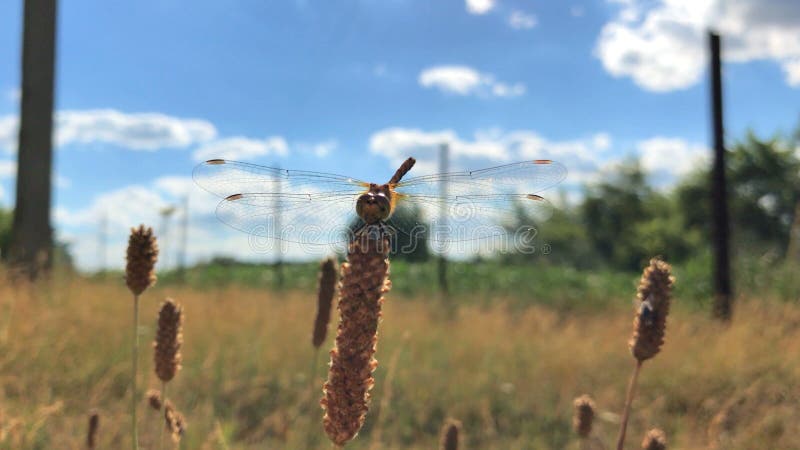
[321,229,392,446]
[439,418,462,450]
[153,298,183,449]
[3,269,800,448]
[616,258,674,450]
[125,225,159,450]
[87,410,99,450]
[573,394,595,444]
[641,428,667,450]
[312,257,338,349]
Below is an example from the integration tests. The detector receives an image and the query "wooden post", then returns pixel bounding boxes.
[438,144,449,296]
[709,31,733,321]
[177,196,189,281]
[8,0,58,279]
[274,164,284,289]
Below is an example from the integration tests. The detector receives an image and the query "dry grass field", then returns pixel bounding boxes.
[0,273,798,449]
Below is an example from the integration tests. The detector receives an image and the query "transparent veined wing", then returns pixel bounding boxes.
[394,159,566,197]
[193,159,369,244]
[390,160,567,243]
[193,159,369,199]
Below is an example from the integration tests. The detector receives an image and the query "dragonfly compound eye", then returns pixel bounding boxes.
[357,192,391,224]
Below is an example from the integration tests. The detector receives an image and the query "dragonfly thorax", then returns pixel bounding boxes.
[356,184,393,224]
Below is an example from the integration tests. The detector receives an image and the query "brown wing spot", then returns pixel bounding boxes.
[527,194,545,201]
[533,159,552,164]
[206,159,226,165]
[225,194,244,201]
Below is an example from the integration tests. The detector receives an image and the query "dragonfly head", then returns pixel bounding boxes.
[357,183,392,224]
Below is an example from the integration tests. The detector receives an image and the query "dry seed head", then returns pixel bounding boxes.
[641,428,667,450]
[147,389,162,411]
[313,257,338,348]
[321,226,391,446]
[572,394,595,438]
[164,401,187,444]
[154,298,183,382]
[87,410,99,450]
[629,258,674,362]
[439,418,462,450]
[125,225,158,296]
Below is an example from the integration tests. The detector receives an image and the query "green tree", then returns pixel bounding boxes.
[581,160,653,270]
[675,131,800,256]
[0,208,12,259]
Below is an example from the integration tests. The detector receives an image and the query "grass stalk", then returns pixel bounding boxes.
[616,359,643,450]
[159,381,167,450]
[131,294,140,450]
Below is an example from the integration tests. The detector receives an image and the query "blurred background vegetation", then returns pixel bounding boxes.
[10,124,789,311]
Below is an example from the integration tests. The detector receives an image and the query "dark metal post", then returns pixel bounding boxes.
[177,196,189,281]
[8,0,58,278]
[709,31,733,320]
[438,144,449,296]
[274,165,284,289]
[98,212,107,274]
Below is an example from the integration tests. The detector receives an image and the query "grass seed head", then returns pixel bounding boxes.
[125,225,158,296]
[87,410,99,449]
[629,258,674,362]
[164,400,187,444]
[641,428,667,450]
[321,227,391,445]
[147,389,162,411]
[313,257,338,348]
[439,418,462,450]
[154,298,183,383]
[573,394,595,438]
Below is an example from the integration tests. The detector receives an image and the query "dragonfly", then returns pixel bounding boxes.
[193,157,567,246]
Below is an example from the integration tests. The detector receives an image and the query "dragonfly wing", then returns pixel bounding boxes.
[216,192,363,245]
[394,193,554,242]
[391,160,564,242]
[395,159,567,198]
[193,159,369,245]
[193,159,369,199]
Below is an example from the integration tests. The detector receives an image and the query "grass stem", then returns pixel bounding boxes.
[131,294,140,450]
[159,381,167,450]
[616,359,643,450]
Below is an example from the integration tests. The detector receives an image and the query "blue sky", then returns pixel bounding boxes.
[0,0,799,269]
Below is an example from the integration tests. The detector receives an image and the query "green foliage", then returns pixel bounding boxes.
[581,159,657,270]
[386,203,431,262]
[0,208,11,260]
[676,131,800,257]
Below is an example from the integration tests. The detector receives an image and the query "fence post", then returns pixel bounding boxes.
[709,31,733,321]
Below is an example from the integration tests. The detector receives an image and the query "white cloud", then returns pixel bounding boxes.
[466,0,495,15]
[418,65,526,98]
[56,174,333,271]
[308,140,337,157]
[784,58,800,86]
[1,109,218,153]
[509,11,538,30]
[192,136,289,162]
[0,116,16,153]
[635,137,708,185]
[0,159,15,178]
[369,127,612,185]
[596,0,800,91]
[56,109,217,150]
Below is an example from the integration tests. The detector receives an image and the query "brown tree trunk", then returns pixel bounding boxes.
[8,0,58,279]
